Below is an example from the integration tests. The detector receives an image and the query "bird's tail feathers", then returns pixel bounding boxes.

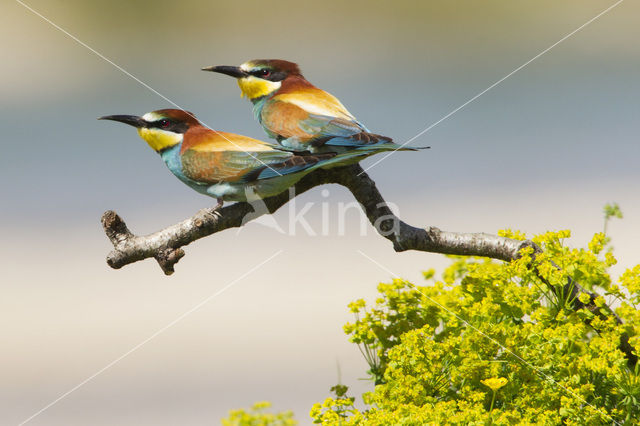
[323,132,429,152]
[245,152,337,181]
[354,142,430,153]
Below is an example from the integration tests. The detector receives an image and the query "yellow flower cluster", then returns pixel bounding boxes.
[312,230,640,424]
[223,226,640,425]
[221,401,296,426]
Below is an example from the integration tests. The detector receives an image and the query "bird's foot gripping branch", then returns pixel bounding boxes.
[101,164,636,366]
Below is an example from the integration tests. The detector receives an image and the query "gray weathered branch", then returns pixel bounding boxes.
[101,164,533,272]
[101,163,636,366]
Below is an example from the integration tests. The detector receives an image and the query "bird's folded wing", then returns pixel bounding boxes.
[180,131,333,183]
[274,88,357,121]
[180,149,289,184]
[261,98,369,144]
[245,152,335,181]
[179,130,288,183]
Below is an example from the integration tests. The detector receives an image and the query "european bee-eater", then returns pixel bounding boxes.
[202,59,425,154]
[99,109,353,211]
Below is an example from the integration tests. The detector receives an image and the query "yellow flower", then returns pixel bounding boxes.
[578,292,591,304]
[481,377,508,391]
[588,233,605,254]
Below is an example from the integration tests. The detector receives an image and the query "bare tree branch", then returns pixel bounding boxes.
[101,163,636,366]
[101,164,532,272]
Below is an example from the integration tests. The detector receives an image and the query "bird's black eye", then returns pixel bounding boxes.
[259,69,271,77]
[159,119,170,128]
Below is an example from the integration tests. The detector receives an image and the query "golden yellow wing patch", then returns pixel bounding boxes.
[274,87,356,121]
[183,131,275,153]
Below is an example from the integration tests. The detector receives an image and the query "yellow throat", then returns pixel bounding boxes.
[137,128,182,152]
[237,76,281,100]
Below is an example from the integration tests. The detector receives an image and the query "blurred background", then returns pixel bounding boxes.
[1,0,638,424]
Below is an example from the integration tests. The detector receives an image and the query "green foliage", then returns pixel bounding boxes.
[604,202,624,223]
[222,402,296,426]
[603,202,623,248]
[311,229,640,425]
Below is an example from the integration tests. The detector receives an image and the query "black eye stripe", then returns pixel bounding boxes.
[249,69,288,82]
[149,119,171,128]
[250,69,270,77]
[148,119,189,134]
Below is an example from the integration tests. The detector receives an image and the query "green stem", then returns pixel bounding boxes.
[488,390,496,425]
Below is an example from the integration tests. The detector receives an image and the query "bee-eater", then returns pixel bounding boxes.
[99,109,355,211]
[202,59,425,154]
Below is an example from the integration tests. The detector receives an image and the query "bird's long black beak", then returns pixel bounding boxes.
[201,65,248,78]
[98,115,147,128]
